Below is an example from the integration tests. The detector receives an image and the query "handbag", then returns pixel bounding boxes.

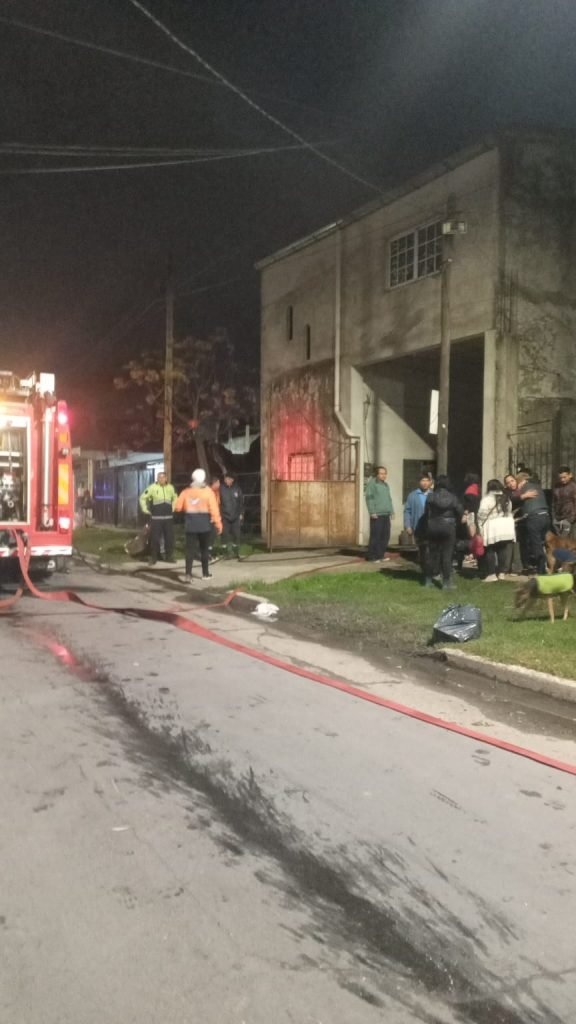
[470,532,485,558]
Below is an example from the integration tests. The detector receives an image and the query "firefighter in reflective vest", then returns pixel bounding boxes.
[139,471,178,565]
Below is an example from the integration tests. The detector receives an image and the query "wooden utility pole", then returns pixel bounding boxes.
[437,240,453,476]
[163,278,175,481]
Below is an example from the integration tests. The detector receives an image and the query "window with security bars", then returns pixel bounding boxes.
[389,221,443,287]
[289,453,315,481]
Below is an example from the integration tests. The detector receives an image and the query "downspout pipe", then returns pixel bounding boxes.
[333,227,356,438]
[333,227,362,545]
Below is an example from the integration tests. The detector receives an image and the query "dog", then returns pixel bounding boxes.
[545,530,576,573]
[515,572,574,623]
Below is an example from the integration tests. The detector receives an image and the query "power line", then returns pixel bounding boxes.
[70,271,248,375]
[0,15,356,129]
[0,140,325,175]
[0,14,215,85]
[0,143,293,158]
[125,0,383,196]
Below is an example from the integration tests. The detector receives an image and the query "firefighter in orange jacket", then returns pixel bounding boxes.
[175,468,222,583]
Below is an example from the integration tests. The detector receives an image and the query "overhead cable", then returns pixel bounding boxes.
[0,14,215,85]
[70,273,244,374]
[125,0,383,196]
[0,15,355,128]
[0,143,288,158]
[0,141,321,175]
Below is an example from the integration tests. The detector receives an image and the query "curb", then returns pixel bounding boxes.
[442,648,576,704]
[126,571,268,615]
[226,590,270,614]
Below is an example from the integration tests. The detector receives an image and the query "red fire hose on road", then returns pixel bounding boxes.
[4,529,576,777]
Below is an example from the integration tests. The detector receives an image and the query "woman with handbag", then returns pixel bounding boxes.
[477,479,516,581]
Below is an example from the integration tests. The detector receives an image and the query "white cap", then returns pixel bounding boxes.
[191,468,206,486]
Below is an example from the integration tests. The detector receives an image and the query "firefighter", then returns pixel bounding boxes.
[139,471,178,565]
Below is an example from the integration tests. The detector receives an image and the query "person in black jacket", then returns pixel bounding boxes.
[220,471,244,559]
[424,475,463,589]
[515,471,550,575]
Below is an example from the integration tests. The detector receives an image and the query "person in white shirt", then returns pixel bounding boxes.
[477,478,516,582]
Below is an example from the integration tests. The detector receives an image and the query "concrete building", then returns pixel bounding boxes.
[258,132,576,548]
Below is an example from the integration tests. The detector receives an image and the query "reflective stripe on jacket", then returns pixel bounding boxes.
[175,485,222,534]
[139,482,177,519]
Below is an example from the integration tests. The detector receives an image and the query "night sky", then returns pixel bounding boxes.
[1,0,576,439]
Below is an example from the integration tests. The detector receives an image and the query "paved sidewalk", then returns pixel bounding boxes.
[38,566,576,769]
[111,549,366,587]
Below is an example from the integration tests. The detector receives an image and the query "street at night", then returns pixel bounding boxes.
[3,2,576,1020]
[1,567,575,1024]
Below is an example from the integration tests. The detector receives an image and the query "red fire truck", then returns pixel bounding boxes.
[0,371,73,575]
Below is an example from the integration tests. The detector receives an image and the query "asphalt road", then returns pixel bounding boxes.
[1,568,575,1023]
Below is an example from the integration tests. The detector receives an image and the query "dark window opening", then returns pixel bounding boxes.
[305,324,311,361]
[289,453,315,481]
[286,305,294,340]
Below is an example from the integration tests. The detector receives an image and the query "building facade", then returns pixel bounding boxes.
[258,133,576,547]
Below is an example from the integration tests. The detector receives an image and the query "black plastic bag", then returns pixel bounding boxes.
[433,604,482,643]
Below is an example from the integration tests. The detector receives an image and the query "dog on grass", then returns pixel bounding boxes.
[545,530,576,573]
[515,572,574,623]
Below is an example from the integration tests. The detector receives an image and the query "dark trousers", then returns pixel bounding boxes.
[185,531,210,576]
[484,541,513,577]
[427,521,456,582]
[516,519,529,570]
[525,514,549,574]
[367,515,391,561]
[417,541,429,575]
[150,518,174,560]
[223,516,241,551]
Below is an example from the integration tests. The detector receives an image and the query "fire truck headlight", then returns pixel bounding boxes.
[58,516,71,531]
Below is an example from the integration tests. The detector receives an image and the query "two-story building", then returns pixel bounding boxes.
[258,132,576,548]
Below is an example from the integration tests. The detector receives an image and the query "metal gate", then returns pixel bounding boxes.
[270,476,358,547]
[267,368,360,548]
[508,418,576,489]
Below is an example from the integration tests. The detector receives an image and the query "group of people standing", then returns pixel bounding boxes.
[365,463,576,589]
[139,468,244,583]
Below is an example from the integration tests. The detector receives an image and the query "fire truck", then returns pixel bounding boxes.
[0,371,73,576]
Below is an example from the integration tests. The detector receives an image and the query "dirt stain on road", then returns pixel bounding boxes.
[17,621,565,1024]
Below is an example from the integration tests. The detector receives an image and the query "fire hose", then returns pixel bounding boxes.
[3,528,576,777]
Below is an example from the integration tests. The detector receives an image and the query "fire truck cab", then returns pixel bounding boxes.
[0,371,73,575]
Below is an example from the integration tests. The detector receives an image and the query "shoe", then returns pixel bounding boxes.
[497,573,508,581]
[201,573,213,581]
[423,577,435,588]
[148,559,157,566]
[482,574,499,583]
[442,580,456,590]
[183,574,192,583]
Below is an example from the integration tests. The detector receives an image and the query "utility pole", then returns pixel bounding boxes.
[437,241,452,476]
[436,218,466,476]
[163,277,175,481]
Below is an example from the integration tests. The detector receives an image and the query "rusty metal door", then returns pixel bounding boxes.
[270,479,358,547]
[266,367,359,548]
